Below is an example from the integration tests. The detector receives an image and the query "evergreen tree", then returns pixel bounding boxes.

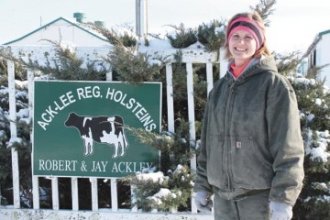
[289,70,330,220]
[274,52,330,219]
[0,57,32,206]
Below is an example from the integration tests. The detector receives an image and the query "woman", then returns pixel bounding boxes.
[194,11,304,220]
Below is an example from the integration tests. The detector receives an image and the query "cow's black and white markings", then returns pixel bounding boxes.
[65,112,128,158]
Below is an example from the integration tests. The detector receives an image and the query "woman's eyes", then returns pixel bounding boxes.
[232,34,240,39]
[232,34,253,41]
[244,36,253,40]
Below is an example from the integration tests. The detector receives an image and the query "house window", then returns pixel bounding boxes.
[313,49,317,66]
[309,49,317,68]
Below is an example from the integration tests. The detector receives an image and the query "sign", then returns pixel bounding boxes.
[33,81,162,178]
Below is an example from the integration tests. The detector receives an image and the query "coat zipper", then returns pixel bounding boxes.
[225,83,236,191]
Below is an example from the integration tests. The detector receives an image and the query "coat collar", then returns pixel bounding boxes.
[224,56,277,85]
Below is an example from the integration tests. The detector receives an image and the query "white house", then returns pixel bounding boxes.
[304,29,330,88]
[4,17,109,47]
[2,15,112,67]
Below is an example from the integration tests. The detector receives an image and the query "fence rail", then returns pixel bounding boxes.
[1,47,227,219]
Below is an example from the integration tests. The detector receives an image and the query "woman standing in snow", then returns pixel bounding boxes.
[194,11,304,220]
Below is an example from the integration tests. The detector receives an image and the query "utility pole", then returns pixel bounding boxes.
[135,0,148,37]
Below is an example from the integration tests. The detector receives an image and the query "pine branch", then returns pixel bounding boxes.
[166,23,197,48]
[105,43,165,84]
[250,0,277,26]
[274,51,301,76]
[126,165,193,211]
[83,22,137,47]
[306,64,330,81]
[197,20,226,52]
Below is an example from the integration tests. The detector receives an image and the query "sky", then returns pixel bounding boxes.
[0,0,329,54]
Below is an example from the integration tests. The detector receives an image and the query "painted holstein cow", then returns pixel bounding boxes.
[65,112,128,158]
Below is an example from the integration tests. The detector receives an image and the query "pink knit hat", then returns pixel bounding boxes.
[227,16,265,49]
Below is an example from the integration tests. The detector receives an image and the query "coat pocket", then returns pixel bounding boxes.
[231,136,273,189]
[206,134,227,188]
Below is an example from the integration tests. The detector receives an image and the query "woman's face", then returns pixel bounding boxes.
[228,30,257,66]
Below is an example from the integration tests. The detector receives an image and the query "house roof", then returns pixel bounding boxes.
[319,29,330,37]
[3,17,108,45]
[303,29,330,57]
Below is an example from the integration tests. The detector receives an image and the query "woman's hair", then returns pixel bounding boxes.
[224,11,271,60]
